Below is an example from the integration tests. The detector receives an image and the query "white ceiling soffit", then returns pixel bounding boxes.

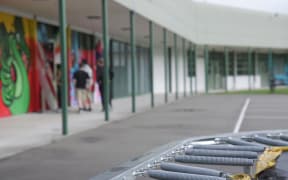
[193,0,288,16]
[0,0,171,47]
[1,0,286,49]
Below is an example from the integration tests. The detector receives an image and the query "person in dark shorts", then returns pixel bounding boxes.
[73,63,90,113]
[96,59,113,111]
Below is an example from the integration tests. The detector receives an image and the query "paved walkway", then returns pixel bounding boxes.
[0,94,287,180]
[0,94,174,160]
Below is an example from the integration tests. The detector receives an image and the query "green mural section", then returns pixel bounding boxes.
[0,12,36,117]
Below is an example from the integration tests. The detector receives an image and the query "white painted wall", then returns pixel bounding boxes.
[153,44,194,95]
[178,45,185,93]
[153,49,264,94]
[227,76,261,90]
[153,46,165,93]
[195,56,206,93]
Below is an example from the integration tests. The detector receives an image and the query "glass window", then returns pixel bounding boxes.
[187,50,196,77]
[109,39,151,97]
[257,53,269,75]
[209,51,225,75]
[228,52,234,76]
[273,54,286,75]
[237,52,249,75]
[112,41,120,66]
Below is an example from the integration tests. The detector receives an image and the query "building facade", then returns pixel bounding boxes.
[0,0,287,117]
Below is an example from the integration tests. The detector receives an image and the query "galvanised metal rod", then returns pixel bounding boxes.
[163,28,168,103]
[185,149,258,159]
[224,47,229,92]
[102,0,110,120]
[59,0,68,135]
[149,21,154,107]
[189,42,193,95]
[221,137,264,147]
[130,11,136,113]
[252,135,288,146]
[148,170,226,180]
[174,34,179,99]
[204,46,209,94]
[248,48,252,91]
[182,38,186,97]
[175,155,254,166]
[280,135,288,141]
[190,144,265,152]
[161,163,223,177]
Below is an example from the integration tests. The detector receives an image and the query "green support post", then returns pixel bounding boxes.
[286,53,288,74]
[102,0,110,121]
[130,11,136,112]
[248,48,252,91]
[268,49,273,76]
[163,28,168,103]
[149,21,154,107]
[224,47,229,92]
[189,42,193,95]
[286,53,288,68]
[233,52,237,89]
[268,49,273,92]
[254,51,258,87]
[182,39,186,97]
[204,46,209,94]
[58,0,68,135]
[174,34,179,99]
[194,45,197,94]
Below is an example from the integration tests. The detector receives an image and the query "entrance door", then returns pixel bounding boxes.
[208,52,225,91]
[258,54,269,88]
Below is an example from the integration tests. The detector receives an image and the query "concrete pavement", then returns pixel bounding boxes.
[0,94,287,180]
[0,94,173,160]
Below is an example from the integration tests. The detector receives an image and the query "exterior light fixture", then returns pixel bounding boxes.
[87,15,101,20]
[121,27,131,31]
[144,35,150,39]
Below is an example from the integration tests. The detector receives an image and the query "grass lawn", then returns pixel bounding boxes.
[220,88,288,95]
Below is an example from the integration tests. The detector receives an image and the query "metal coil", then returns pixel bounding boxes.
[252,135,288,146]
[160,163,223,177]
[185,149,258,159]
[175,155,254,166]
[222,137,262,146]
[280,135,288,141]
[191,144,265,152]
[148,170,226,180]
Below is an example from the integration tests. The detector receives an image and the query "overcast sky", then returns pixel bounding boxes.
[193,0,288,15]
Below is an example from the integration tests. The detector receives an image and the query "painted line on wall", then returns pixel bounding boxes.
[233,98,250,133]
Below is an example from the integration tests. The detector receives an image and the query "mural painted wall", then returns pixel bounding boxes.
[0,12,40,118]
[70,31,99,106]
[0,11,100,118]
[37,24,100,110]
[37,22,59,111]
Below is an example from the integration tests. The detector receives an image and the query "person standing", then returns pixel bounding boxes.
[73,63,90,113]
[81,59,93,111]
[56,65,62,109]
[96,59,113,111]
